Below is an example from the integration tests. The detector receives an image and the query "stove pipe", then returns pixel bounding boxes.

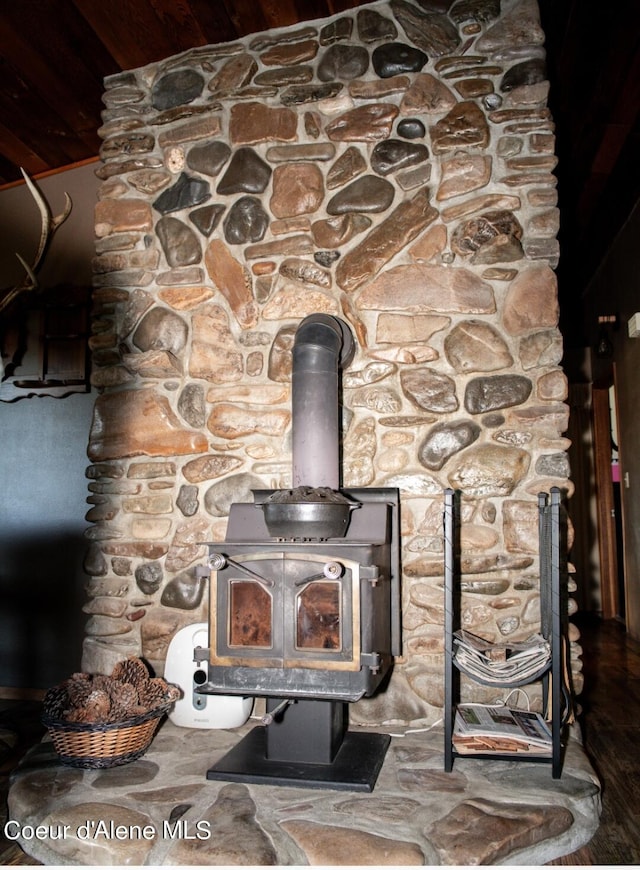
[291,315,355,490]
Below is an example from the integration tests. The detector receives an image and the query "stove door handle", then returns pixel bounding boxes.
[293,561,343,586]
[208,553,275,588]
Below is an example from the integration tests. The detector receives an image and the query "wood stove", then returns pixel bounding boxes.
[196,315,401,790]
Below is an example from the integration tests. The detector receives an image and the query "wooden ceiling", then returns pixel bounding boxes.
[0,0,639,344]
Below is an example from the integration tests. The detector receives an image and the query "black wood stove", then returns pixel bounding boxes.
[196,315,401,790]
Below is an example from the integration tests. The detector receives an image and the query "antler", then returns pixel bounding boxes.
[0,168,73,315]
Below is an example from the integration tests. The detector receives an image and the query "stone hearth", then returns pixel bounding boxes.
[9,719,600,865]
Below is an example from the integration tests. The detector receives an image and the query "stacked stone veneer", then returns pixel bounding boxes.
[85,0,580,726]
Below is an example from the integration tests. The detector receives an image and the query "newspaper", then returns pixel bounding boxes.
[452,629,551,686]
[453,703,552,755]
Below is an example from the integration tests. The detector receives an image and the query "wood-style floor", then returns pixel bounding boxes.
[1,615,639,866]
[549,614,640,865]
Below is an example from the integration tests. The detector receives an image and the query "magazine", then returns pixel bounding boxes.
[453,703,553,756]
[452,630,551,686]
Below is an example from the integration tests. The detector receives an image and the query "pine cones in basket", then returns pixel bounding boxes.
[43,657,181,725]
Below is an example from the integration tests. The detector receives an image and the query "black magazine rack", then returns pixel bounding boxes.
[443,487,570,778]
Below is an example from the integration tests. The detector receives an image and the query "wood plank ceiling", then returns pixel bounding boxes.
[0,0,639,346]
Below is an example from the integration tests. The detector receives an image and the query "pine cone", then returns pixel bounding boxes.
[111,657,150,688]
[64,707,91,724]
[82,689,112,724]
[138,677,179,711]
[65,676,94,708]
[43,684,70,720]
[108,681,140,722]
[92,674,112,692]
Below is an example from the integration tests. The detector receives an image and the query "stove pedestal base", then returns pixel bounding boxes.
[206,726,391,791]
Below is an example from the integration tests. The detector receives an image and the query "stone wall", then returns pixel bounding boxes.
[84,0,578,726]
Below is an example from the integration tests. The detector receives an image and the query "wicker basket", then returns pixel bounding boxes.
[42,705,171,769]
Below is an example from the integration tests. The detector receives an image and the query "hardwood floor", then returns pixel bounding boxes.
[549,614,640,865]
[1,615,639,866]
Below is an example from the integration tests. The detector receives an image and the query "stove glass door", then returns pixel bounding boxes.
[296,580,341,651]
[211,551,360,671]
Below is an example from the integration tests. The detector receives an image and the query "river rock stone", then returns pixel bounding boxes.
[41,802,157,865]
[176,484,199,517]
[377,312,449,344]
[186,140,231,176]
[135,561,163,595]
[358,263,495,313]
[270,162,325,217]
[203,473,265,517]
[357,8,398,42]
[94,198,153,236]
[279,257,331,288]
[222,196,269,244]
[187,204,225,237]
[100,132,155,161]
[536,452,571,478]
[503,264,559,335]
[326,103,399,141]
[207,404,290,440]
[215,146,271,194]
[445,320,513,372]
[189,304,244,383]
[372,42,428,78]
[327,145,367,188]
[418,420,481,470]
[450,0,500,24]
[311,213,372,247]
[501,57,547,91]
[430,100,490,154]
[156,216,201,267]
[160,569,207,609]
[281,819,424,865]
[178,386,206,432]
[254,65,314,87]
[280,81,344,105]
[397,117,426,139]
[204,239,257,328]
[320,15,353,44]
[401,367,458,413]
[390,0,461,56]
[451,209,524,262]
[448,444,530,495]
[327,175,395,214]
[153,172,211,214]
[132,307,188,355]
[476,0,545,51]
[229,101,297,144]
[208,52,258,96]
[465,374,533,413]
[437,153,492,200]
[428,797,573,865]
[336,186,438,292]
[318,43,370,81]
[166,784,277,865]
[182,455,244,483]
[400,73,457,116]
[370,138,429,175]
[151,69,204,110]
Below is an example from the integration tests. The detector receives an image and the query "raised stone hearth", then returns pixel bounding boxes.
[9,720,600,865]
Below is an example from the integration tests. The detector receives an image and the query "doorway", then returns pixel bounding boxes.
[592,378,626,622]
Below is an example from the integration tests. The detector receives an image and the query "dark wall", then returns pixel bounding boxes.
[0,162,100,688]
[0,391,95,687]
